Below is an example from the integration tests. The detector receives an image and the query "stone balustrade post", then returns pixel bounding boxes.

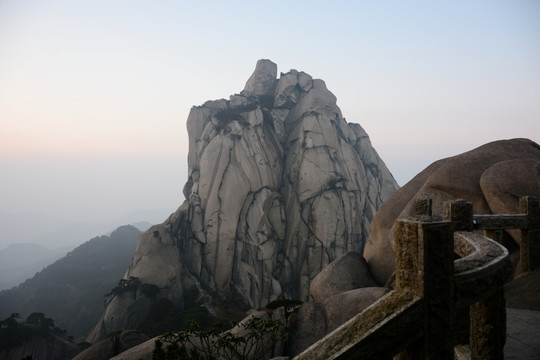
[414,197,432,216]
[394,217,454,360]
[469,289,506,360]
[443,199,473,231]
[520,196,540,272]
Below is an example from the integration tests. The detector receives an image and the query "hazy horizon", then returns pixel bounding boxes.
[1,1,539,249]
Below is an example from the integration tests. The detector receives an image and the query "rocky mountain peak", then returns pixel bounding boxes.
[88,60,398,343]
[243,59,277,96]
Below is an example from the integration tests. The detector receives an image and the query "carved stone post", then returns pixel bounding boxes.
[414,197,432,216]
[520,196,540,272]
[443,199,473,231]
[394,218,454,360]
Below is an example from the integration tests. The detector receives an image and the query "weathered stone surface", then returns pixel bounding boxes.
[309,251,377,301]
[287,287,391,356]
[89,59,398,342]
[364,138,540,285]
[73,330,148,360]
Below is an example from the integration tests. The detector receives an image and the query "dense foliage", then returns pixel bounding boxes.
[0,225,141,341]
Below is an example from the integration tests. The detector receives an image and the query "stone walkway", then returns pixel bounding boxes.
[505,308,540,359]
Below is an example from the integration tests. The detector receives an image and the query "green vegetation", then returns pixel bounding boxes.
[152,316,288,360]
[105,276,160,299]
[106,276,141,296]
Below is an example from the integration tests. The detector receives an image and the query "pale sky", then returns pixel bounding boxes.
[1,1,539,245]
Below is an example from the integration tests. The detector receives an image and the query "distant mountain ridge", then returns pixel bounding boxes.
[0,209,171,250]
[0,225,141,341]
[0,243,73,290]
[0,221,154,291]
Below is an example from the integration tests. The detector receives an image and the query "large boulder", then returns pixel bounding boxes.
[89,59,398,342]
[286,287,391,357]
[364,138,540,285]
[309,251,377,301]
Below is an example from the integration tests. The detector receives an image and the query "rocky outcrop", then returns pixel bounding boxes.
[364,138,540,285]
[73,330,148,360]
[88,59,398,342]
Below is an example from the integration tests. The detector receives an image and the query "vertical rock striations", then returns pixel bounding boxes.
[88,59,398,342]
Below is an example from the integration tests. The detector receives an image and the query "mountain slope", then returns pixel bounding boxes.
[0,225,141,341]
[0,243,73,291]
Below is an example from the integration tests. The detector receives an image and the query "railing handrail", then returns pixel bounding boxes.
[453,231,510,308]
[293,290,423,360]
[472,214,528,230]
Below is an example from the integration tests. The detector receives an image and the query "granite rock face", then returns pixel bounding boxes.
[364,138,540,285]
[73,330,149,360]
[89,59,398,342]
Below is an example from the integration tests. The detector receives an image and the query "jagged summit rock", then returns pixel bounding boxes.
[243,59,277,96]
[88,59,398,343]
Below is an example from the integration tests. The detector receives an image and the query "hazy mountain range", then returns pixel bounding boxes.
[0,243,73,291]
[0,209,171,250]
[0,210,159,291]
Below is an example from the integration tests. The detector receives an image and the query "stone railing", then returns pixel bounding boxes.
[294,196,538,360]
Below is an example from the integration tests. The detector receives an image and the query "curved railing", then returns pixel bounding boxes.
[454,231,510,308]
[294,196,538,360]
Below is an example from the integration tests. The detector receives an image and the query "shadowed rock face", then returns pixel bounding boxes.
[88,59,398,342]
[364,138,540,286]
